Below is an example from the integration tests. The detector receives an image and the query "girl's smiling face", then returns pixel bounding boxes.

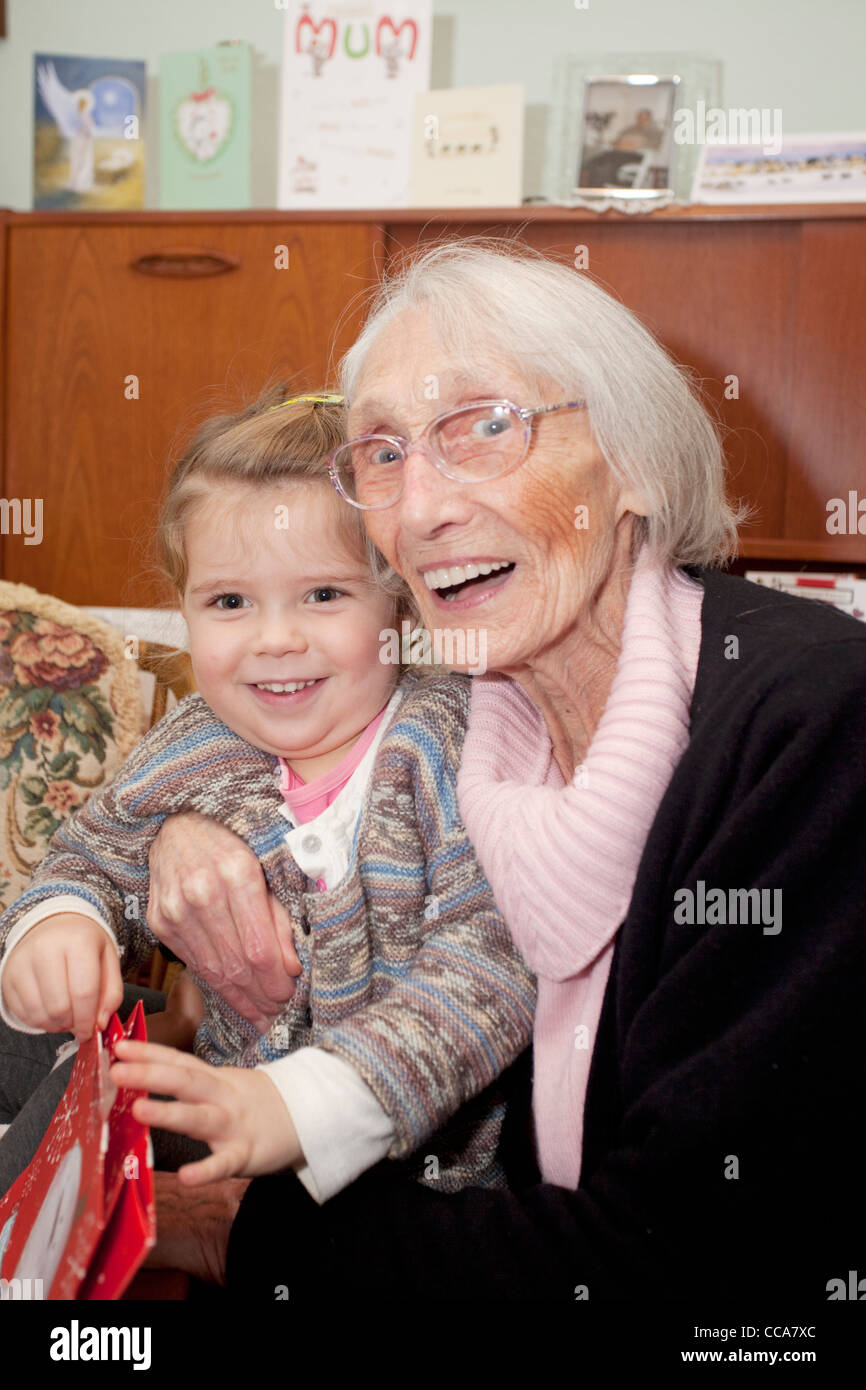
[180,481,399,778]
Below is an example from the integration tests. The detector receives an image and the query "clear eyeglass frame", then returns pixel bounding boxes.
[327,397,587,510]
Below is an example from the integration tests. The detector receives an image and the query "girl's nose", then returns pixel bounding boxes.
[254,620,309,655]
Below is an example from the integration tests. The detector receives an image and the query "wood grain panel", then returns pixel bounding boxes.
[784,221,866,558]
[5,222,377,605]
[4,207,866,582]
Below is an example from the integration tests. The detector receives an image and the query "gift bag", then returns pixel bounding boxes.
[0,1001,155,1300]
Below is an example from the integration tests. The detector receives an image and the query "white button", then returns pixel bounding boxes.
[301,834,322,854]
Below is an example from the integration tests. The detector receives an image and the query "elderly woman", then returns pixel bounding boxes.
[142,241,865,1299]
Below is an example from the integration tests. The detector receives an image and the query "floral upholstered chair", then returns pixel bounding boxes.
[0,581,147,911]
[0,582,195,993]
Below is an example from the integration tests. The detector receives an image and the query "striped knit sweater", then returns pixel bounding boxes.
[0,671,536,1192]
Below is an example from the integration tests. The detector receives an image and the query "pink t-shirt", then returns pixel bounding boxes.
[276,705,390,889]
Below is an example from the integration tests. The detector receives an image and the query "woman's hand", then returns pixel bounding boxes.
[144,970,205,1052]
[1,913,123,1040]
[147,811,302,1032]
[144,1171,248,1285]
[111,1037,304,1184]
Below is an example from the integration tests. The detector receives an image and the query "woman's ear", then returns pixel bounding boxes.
[617,486,652,520]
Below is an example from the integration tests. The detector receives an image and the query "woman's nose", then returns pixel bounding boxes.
[398,442,468,532]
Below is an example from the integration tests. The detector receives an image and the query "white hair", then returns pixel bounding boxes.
[337,237,748,567]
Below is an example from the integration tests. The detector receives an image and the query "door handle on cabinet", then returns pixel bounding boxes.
[130,249,240,278]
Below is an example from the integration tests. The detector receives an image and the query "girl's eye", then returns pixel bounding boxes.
[212,593,249,610]
[308,587,343,603]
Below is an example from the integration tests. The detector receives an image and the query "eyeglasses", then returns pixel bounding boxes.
[327,398,586,510]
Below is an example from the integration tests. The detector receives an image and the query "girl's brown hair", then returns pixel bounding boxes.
[156,383,414,626]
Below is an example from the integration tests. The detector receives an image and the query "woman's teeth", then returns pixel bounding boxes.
[255,679,319,693]
[423,560,513,591]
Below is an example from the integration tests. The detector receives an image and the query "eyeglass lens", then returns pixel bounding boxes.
[333,403,525,507]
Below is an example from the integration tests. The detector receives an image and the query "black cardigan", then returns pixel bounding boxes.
[226,569,866,1300]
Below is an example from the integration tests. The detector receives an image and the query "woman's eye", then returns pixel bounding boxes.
[212,593,248,610]
[369,445,402,466]
[471,415,511,439]
[308,587,343,603]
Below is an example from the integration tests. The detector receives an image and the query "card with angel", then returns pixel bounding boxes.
[33,53,146,210]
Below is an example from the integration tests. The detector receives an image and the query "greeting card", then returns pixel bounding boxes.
[410,84,524,207]
[0,1003,155,1301]
[159,44,252,209]
[33,53,146,211]
[277,1,432,209]
[691,131,866,204]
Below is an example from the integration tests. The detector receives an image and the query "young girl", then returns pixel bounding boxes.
[0,392,535,1203]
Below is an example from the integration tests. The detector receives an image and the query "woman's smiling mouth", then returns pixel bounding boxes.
[421,559,516,606]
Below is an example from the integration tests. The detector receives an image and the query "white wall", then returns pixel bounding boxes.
[1,0,863,208]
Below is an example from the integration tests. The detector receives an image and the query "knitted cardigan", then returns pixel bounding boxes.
[0,671,536,1192]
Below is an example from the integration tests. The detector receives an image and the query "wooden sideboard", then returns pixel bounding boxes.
[2,203,865,606]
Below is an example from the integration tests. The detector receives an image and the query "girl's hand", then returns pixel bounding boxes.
[110,1038,303,1185]
[147,811,302,1032]
[1,913,123,1040]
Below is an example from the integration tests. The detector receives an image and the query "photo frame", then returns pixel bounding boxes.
[575,75,680,198]
[543,53,722,204]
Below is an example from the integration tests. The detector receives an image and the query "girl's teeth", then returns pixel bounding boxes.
[256,679,318,693]
[424,560,512,591]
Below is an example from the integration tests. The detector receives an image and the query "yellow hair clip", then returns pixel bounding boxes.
[267,393,344,412]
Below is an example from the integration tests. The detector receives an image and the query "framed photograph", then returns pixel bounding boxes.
[575,75,680,197]
[544,54,721,204]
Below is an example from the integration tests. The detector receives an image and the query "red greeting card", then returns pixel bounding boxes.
[0,1002,155,1300]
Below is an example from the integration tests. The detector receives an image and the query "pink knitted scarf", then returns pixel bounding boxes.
[457,549,704,1186]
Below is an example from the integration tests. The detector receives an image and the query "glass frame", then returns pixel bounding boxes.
[543,53,722,205]
[327,397,586,510]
